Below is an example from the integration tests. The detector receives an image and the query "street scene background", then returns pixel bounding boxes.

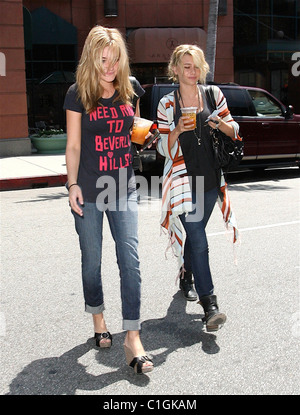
[0,167,299,395]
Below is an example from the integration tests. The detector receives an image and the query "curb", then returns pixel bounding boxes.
[0,174,67,191]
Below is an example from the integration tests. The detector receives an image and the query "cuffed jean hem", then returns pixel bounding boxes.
[123,319,141,331]
[85,303,105,314]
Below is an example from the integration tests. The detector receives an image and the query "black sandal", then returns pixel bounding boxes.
[124,345,153,374]
[95,332,112,348]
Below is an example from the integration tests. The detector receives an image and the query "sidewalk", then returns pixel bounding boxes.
[0,154,67,191]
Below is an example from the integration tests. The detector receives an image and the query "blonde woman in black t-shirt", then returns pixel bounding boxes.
[64,26,153,374]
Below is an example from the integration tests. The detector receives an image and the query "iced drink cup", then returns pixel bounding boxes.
[131,117,153,145]
[180,107,197,129]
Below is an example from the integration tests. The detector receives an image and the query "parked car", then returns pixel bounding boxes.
[139,82,300,171]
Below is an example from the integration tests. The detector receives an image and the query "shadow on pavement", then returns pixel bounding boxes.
[7,292,219,395]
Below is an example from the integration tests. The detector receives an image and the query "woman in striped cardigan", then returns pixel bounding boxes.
[157,44,240,332]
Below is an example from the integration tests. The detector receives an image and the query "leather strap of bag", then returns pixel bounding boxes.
[204,85,216,111]
[202,85,220,163]
[202,86,222,186]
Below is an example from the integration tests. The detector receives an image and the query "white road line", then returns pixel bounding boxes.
[208,220,300,237]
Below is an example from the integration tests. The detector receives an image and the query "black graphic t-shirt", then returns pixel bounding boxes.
[64,83,136,202]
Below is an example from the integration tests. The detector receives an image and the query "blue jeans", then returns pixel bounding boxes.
[72,191,141,331]
[179,187,218,298]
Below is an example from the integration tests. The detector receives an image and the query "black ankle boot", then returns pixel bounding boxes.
[179,270,197,301]
[199,295,226,332]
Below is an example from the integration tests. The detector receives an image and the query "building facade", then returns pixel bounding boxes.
[0,0,235,156]
[0,0,298,157]
[233,0,300,110]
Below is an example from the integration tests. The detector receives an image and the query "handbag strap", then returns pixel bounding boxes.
[202,86,222,174]
[204,85,216,111]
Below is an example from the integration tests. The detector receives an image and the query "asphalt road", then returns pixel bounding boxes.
[0,167,299,396]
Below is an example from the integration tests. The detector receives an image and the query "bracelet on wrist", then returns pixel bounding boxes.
[68,183,78,191]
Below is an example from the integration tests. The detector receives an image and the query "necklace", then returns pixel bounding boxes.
[193,121,202,146]
[178,86,202,145]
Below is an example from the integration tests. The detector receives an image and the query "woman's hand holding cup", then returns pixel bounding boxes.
[180,107,197,131]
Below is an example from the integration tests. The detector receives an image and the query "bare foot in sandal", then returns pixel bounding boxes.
[93,313,112,348]
[124,331,153,374]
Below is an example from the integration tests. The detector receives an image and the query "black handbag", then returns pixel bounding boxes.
[131,143,143,172]
[204,86,244,171]
[131,127,160,172]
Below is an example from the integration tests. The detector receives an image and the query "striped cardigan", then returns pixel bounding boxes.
[157,85,240,269]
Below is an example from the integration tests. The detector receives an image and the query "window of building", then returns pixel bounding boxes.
[23,6,77,129]
[234,0,299,44]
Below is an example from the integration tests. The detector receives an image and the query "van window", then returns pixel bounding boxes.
[247,89,283,117]
[140,84,179,120]
[220,88,254,116]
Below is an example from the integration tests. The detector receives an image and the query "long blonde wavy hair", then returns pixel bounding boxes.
[168,44,210,85]
[76,25,134,114]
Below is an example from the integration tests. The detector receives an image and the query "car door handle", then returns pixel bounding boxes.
[262,123,270,128]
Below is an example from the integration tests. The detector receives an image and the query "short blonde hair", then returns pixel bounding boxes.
[76,25,134,113]
[168,44,210,85]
